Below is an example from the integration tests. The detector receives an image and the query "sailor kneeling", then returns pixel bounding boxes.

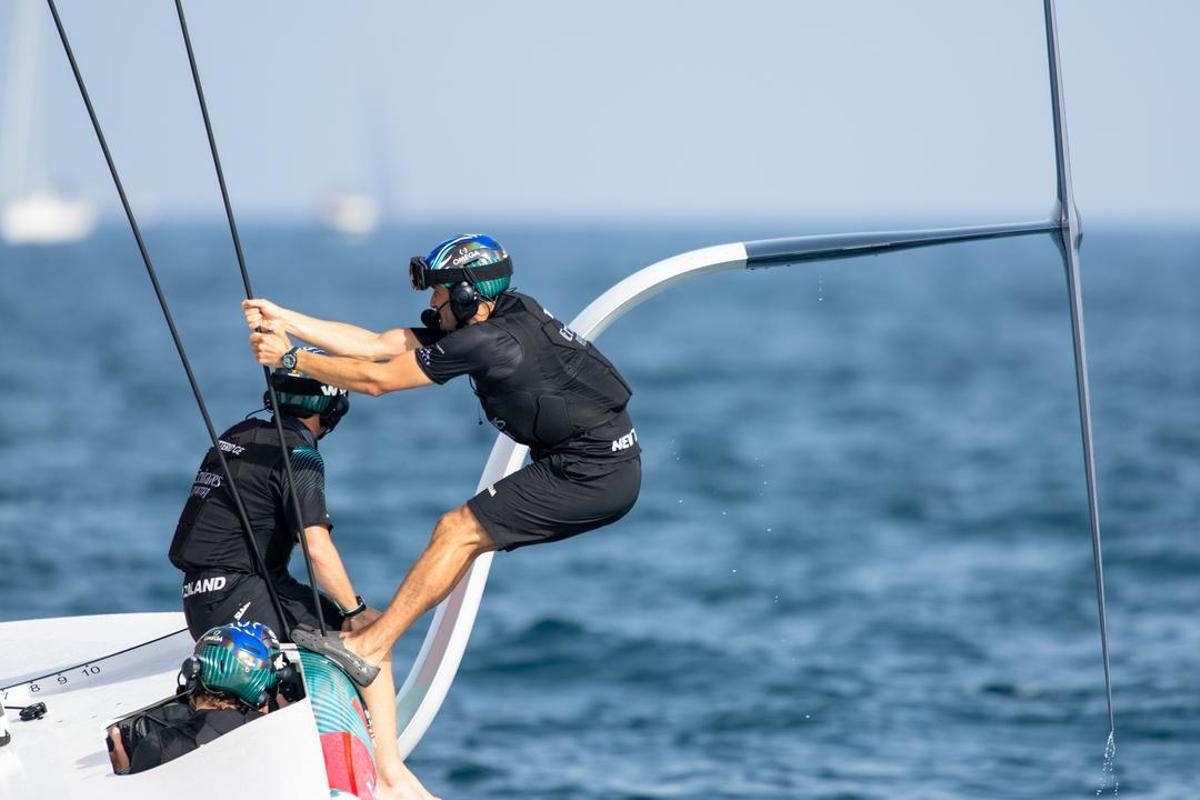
[106,622,293,775]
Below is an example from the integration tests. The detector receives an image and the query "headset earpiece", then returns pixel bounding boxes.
[319,393,350,434]
[178,656,202,694]
[449,281,480,324]
[275,663,304,702]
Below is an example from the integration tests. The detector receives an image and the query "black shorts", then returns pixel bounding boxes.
[467,453,641,552]
[181,570,340,642]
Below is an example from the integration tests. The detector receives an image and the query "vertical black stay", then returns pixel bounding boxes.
[44,0,291,637]
[172,0,327,636]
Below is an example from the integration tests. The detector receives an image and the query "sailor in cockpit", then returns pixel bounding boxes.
[107,623,279,775]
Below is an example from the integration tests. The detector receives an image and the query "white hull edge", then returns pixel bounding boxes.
[0,612,331,799]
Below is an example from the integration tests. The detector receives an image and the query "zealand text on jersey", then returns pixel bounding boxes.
[182,576,227,598]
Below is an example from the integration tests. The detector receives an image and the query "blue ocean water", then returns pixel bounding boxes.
[0,223,1196,799]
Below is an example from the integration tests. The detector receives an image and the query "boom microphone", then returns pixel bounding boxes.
[420,308,440,330]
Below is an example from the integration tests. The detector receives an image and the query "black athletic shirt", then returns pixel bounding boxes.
[128,707,262,774]
[168,417,330,576]
[413,292,639,461]
[412,310,522,383]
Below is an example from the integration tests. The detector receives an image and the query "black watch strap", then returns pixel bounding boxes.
[339,595,367,618]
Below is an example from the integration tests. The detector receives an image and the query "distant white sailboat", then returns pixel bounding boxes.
[2,0,95,245]
[2,192,95,244]
[320,190,379,237]
[318,77,400,237]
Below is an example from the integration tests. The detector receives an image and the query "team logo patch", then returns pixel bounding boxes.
[611,427,638,452]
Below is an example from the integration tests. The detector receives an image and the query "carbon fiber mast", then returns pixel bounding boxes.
[1043,0,1115,736]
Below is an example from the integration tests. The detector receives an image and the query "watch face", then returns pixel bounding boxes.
[282,351,297,369]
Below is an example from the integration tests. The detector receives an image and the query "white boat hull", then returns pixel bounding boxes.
[0,612,332,799]
[2,194,96,245]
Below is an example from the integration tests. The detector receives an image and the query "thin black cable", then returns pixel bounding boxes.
[1,628,188,691]
[173,0,327,636]
[44,0,292,639]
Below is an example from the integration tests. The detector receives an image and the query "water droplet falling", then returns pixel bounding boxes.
[1095,730,1119,797]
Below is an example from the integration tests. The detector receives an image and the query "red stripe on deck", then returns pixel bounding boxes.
[320,731,378,799]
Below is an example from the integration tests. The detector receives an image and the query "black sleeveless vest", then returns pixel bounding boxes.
[474,292,633,455]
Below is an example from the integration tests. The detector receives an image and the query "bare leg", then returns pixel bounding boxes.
[359,653,440,800]
[360,653,403,797]
[345,505,491,799]
[344,504,497,668]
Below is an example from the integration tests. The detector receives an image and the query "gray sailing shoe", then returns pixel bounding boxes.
[290,625,380,687]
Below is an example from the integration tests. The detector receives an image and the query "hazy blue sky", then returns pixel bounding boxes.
[3,0,1197,224]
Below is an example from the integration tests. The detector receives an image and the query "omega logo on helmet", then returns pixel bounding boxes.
[451,250,486,267]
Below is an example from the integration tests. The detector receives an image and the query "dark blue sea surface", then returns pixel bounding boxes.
[0,223,1196,798]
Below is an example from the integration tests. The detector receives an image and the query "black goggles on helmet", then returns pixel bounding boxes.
[408,255,513,291]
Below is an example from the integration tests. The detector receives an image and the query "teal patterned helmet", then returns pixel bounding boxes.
[424,234,511,299]
[265,346,350,433]
[191,622,280,707]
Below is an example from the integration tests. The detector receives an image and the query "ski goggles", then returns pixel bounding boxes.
[408,255,513,291]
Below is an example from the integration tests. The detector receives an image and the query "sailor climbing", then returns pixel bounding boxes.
[244,233,642,685]
[168,356,436,800]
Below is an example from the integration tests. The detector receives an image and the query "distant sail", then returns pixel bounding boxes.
[1,0,95,245]
[2,193,95,244]
[320,191,379,237]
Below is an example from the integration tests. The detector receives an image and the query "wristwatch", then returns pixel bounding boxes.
[336,595,367,619]
[281,346,300,371]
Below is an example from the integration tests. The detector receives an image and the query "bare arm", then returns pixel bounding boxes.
[249,325,434,396]
[242,299,427,361]
[294,348,434,396]
[304,524,358,612]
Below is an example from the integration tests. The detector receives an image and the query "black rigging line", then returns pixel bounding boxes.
[44,0,292,638]
[172,0,327,636]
